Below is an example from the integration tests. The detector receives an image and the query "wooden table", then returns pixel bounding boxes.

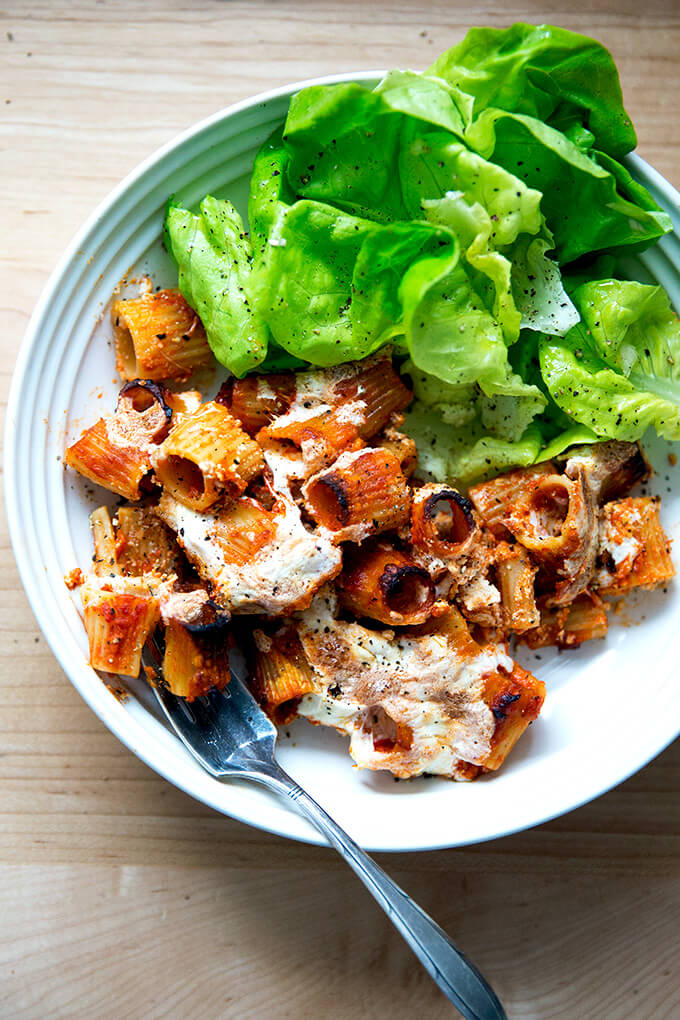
[2,3,679,1017]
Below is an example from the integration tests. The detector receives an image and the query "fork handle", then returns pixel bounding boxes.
[251,763,507,1020]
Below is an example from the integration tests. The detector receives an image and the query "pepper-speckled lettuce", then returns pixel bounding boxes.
[164,23,677,485]
[540,280,680,441]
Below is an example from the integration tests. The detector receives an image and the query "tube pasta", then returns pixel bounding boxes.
[252,627,318,722]
[258,405,365,472]
[563,441,651,504]
[410,484,480,570]
[256,351,411,466]
[66,334,675,783]
[519,593,608,650]
[162,617,231,701]
[376,427,418,477]
[337,540,437,626]
[327,352,412,438]
[90,507,119,576]
[114,506,182,577]
[295,595,543,780]
[81,575,160,676]
[480,467,599,607]
[65,381,173,499]
[153,401,265,511]
[469,462,555,537]
[112,286,212,382]
[89,505,181,579]
[495,543,539,633]
[303,448,411,541]
[502,474,584,560]
[64,417,151,500]
[218,373,295,435]
[481,663,546,772]
[594,497,675,594]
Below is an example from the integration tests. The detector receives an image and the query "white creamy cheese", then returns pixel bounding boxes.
[294,590,513,777]
[260,440,310,494]
[157,494,341,615]
[159,589,211,626]
[270,401,334,432]
[334,399,367,426]
[457,575,501,612]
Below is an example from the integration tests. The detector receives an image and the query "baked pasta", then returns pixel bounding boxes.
[64,300,674,781]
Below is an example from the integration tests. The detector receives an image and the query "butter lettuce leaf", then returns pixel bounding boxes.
[407,361,545,443]
[465,109,671,264]
[169,30,680,478]
[402,360,546,487]
[164,196,269,377]
[248,127,295,250]
[248,200,542,389]
[402,400,544,487]
[283,84,408,223]
[400,128,543,239]
[539,279,680,440]
[399,255,515,390]
[510,234,579,335]
[428,22,637,158]
[406,136,577,339]
[408,138,541,343]
[281,77,470,225]
[348,221,459,352]
[538,424,600,462]
[374,69,473,135]
[247,199,377,365]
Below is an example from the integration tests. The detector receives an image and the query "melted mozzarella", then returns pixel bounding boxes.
[260,440,310,494]
[160,589,210,626]
[157,495,341,615]
[334,400,367,426]
[295,591,513,777]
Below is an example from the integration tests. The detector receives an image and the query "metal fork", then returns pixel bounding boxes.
[143,644,507,1020]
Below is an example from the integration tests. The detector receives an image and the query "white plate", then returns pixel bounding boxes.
[6,73,680,852]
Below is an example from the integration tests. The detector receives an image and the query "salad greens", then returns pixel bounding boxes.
[540,280,680,441]
[427,23,637,158]
[164,197,269,378]
[465,110,670,263]
[164,23,678,487]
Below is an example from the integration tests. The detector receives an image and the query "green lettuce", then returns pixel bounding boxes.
[283,84,408,222]
[402,400,544,487]
[398,247,543,402]
[280,75,473,224]
[406,362,545,442]
[465,109,671,264]
[510,234,580,335]
[400,130,543,239]
[247,199,377,365]
[248,127,296,250]
[374,69,474,132]
[428,22,636,158]
[540,280,680,440]
[164,196,270,377]
[419,182,577,339]
[164,26,680,488]
[248,200,546,398]
[401,362,546,487]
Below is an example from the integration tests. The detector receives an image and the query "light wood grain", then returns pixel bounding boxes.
[1,2,680,1018]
